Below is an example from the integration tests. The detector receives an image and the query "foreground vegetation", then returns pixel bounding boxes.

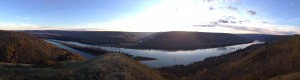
[0,31,84,65]
[0,53,167,80]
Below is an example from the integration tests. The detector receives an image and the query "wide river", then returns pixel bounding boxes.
[46,40,263,67]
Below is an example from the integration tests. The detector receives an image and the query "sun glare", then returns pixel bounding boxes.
[93,0,260,33]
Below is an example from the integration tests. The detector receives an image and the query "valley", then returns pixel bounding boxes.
[1,1,300,80]
[0,30,298,80]
[24,30,256,50]
[45,38,262,67]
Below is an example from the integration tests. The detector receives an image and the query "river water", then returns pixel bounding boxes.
[45,40,95,59]
[46,39,263,67]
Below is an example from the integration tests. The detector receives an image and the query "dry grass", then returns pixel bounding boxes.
[182,35,300,80]
[269,71,300,80]
[0,53,167,80]
[0,31,84,64]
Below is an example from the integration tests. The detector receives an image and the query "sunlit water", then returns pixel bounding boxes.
[46,39,263,68]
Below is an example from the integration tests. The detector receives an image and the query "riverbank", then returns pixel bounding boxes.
[50,40,158,61]
[47,39,263,67]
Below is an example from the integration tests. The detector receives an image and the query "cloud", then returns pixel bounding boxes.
[219,25,280,34]
[191,16,299,35]
[203,0,215,2]
[218,19,229,23]
[247,10,256,15]
[65,28,106,31]
[1,0,296,35]
[224,16,237,20]
[192,22,300,35]
[226,6,238,11]
[0,23,64,30]
[232,24,299,35]
[0,23,108,31]
[261,22,268,24]
[208,6,239,11]
[202,0,241,3]
[192,25,215,27]
[209,6,214,10]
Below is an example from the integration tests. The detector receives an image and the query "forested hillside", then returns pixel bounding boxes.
[134,31,254,50]
[23,30,138,46]
[0,31,84,64]
[236,34,289,43]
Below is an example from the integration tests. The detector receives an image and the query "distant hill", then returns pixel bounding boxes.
[22,30,138,46]
[133,31,254,50]
[0,53,167,80]
[23,31,254,50]
[0,31,84,64]
[236,34,290,43]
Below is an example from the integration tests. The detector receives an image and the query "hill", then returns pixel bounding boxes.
[213,35,300,80]
[164,35,300,80]
[133,31,254,50]
[23,31,254,50]
[0,30,84,64]
[22,30,138,46]
[0,53,167,80]
[236,34,289,43]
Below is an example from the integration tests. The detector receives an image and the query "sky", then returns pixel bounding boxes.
[0,0,299,35]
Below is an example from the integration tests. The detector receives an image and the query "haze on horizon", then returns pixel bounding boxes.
[0,0,300,35]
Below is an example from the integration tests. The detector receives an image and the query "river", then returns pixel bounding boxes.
[46,39,263,67]
[45,40,95,59]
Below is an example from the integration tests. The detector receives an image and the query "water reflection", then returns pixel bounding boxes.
[47,39,263,67]
[45,40,95,59]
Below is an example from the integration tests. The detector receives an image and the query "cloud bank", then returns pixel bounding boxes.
[0,23,105,31]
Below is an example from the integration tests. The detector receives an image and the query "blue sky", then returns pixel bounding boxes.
[0,0,159,26]
[0,0,299,34]
[236,0,300,26]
